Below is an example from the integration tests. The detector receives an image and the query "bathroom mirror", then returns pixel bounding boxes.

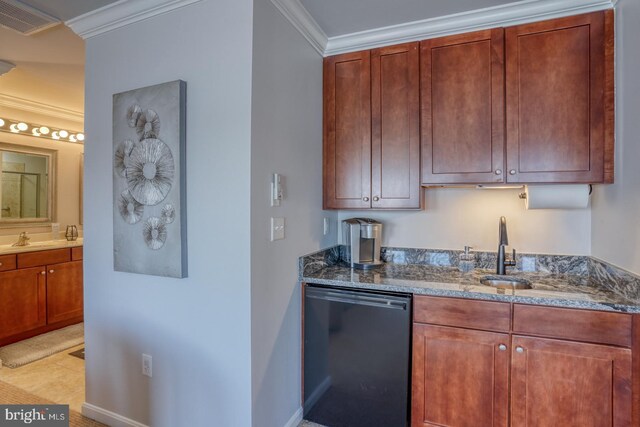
[0,143,56,227]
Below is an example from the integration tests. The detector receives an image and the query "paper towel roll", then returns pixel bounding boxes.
[524,185,591,209]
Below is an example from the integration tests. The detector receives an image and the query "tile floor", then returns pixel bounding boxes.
[0,344,85,412]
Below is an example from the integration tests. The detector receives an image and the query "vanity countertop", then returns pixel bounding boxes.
[0,238,83,255]
[302,263,640,314]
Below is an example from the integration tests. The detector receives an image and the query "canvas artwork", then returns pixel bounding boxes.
[113,80,187,278]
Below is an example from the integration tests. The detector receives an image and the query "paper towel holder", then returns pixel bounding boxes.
[519,184,593,200]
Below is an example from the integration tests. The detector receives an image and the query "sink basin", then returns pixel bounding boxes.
[480,276,532,290]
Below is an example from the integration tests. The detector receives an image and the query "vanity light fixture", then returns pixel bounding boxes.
[0,117,84,144]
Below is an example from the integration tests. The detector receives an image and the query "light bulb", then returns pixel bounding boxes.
[76,133,85,141]
[0,118,4,127]
[39,126,50,135]
[10,124,19,133]
[52,131,60,140]
[17,122,28,131]
[32,128,41,136]
[59,130,69,138]
[69,134,77,142]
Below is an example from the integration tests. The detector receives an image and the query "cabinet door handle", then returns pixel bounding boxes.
[49,269,54,274]
[373,196,380,202]
[363,197,370,202]
[0,262,2,266]
[516,346,524,353]
[498,344,507,351]
[509,169,517,175]
[41,271,46,275]
[495,169,502,175]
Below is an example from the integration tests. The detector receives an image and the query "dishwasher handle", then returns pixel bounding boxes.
[305,286,410,310]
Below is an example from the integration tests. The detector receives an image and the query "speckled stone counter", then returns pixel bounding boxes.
[300,246,640,313]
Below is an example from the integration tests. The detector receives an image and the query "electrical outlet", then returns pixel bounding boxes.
[270,217,285,241]
[142,354,152,377]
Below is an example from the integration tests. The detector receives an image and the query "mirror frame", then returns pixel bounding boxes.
[0,142,57,228]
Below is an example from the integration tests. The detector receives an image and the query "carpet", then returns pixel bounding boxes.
[0,323,84,368]
[0,380,105,427]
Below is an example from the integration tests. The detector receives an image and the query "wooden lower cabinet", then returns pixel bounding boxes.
[46,260,83,324]
[0,267,46,340]
[511,335,632,427]
[412,324,509,427]
[412,296,636,426]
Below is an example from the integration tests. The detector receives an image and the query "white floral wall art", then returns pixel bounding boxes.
[113,80,187,278]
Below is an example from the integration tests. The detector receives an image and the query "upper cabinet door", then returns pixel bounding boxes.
[505,11,614,183]
[421,29,505,185]
[323,51,372,209]
[371,42,422,209]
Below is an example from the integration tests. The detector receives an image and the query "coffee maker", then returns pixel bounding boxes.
[342,218,383,269]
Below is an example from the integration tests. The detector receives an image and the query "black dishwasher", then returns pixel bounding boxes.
[304,284,412,427]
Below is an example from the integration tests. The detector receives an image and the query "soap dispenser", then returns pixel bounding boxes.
[458,246,475,273]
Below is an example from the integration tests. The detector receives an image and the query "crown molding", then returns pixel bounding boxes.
[325,0,615,55]
[65,0,202,39]
[270,0,327,55]
[0,94,84,123]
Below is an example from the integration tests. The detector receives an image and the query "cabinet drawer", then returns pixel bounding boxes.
[71,246,83,261]
[0,254,16,272]
[513,304,632,347]
[414,296,511,332]
[17,249,71,269]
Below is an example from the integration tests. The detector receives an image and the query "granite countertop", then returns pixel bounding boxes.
[0,238,83,255]
[302,262,640,313]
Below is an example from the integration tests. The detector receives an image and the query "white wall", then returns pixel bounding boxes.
[0,107,83,236]
[250,1,338,426]
[339,187,591,255]
[83,1,254,426]
[592,0,640,275]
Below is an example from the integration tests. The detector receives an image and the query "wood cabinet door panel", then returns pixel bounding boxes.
[46,260,83,324]
[506,12,606,183]
[412,324,509,427]
[323,51,372,209]
[0,267,46,339]
[371,42,421,208]
[511,335,632,427]
[421,29,505,184]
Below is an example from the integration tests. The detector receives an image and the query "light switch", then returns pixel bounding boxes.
[271,173,283,207]
[270,217,285,241]
[323,217,330,235]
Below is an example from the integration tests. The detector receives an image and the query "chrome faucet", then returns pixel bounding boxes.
[12,232,30,247]
[497,217,516,275]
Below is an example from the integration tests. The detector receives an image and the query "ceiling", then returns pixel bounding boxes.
[299,0,520,37]
[0,0,118,117]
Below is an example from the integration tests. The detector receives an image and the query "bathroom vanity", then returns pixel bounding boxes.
[0,242,83,346]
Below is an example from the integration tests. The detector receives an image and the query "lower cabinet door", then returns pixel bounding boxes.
[0,267,46,339]
[412,324,509,427]
[46,260,83,324]
[511,335,632,427]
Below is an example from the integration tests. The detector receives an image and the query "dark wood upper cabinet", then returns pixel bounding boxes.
[371,42,421,208]
[511,335,632,427]
[506,11,614,183]
[421,29,505,185]
[323,44,422,210]
[323,50,372,209]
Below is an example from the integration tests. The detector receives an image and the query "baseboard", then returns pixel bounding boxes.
[303,375,331,414]
[82,402,149,427]
[284,406,303,427]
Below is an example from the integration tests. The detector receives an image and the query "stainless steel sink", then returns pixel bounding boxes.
[480,276,532,290]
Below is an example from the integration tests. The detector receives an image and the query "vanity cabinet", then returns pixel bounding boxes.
[46,260,83,324]
[0,247,83,346]
[412,296,635,427]
[323,43,422,210]
[0,267,46,341]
